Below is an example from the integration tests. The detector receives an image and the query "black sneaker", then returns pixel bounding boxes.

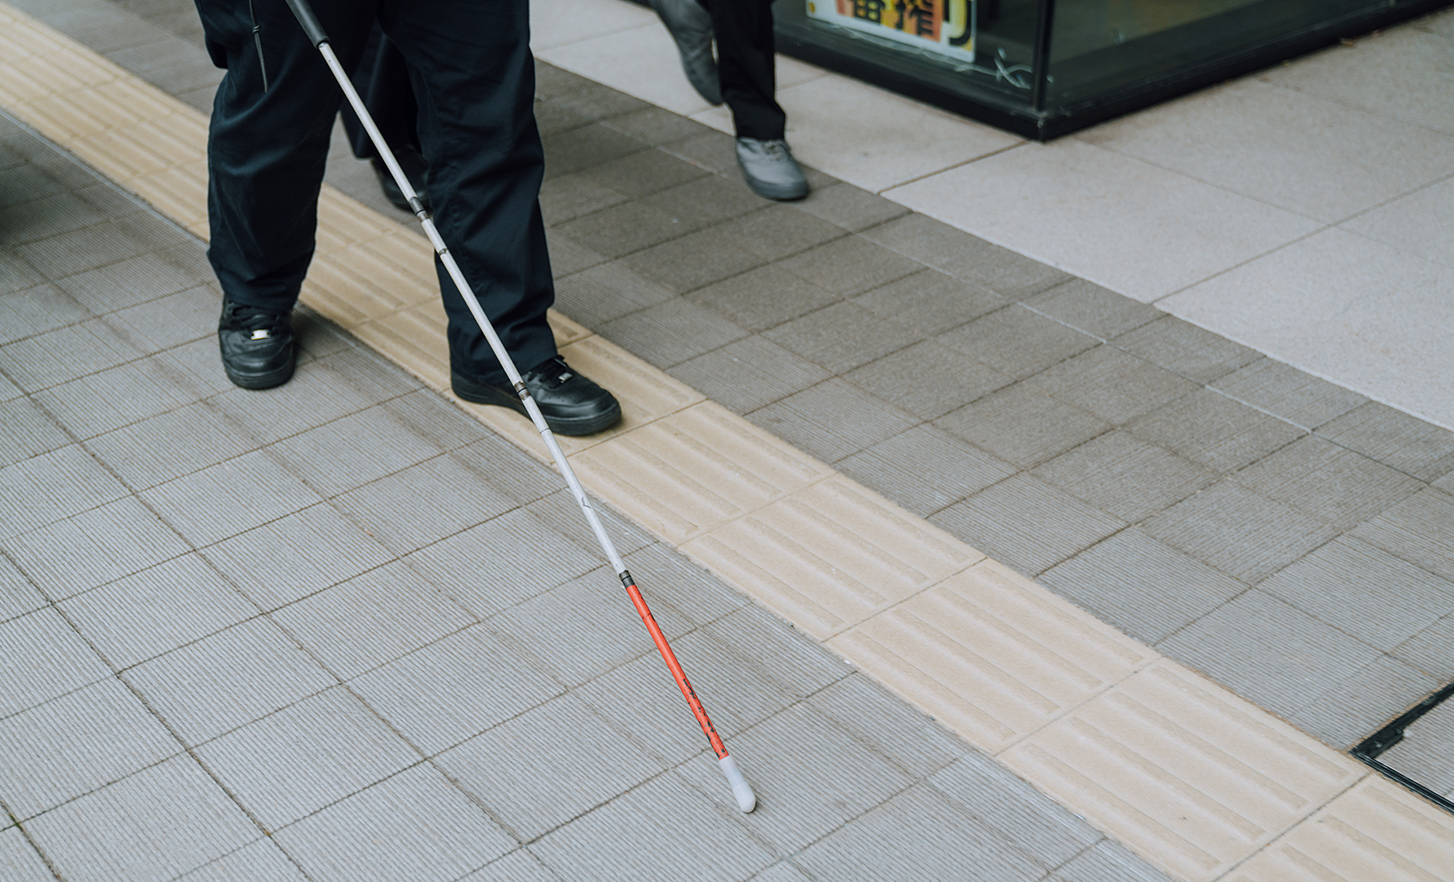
[452,356,622,436]
[218,300,295,390]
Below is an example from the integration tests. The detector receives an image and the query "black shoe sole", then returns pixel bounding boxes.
[452,372,622,436]
[224,359,296,390]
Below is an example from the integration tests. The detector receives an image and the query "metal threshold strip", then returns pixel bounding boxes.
[1352,681,1454,815]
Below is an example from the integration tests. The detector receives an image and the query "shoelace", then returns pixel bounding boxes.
[527,357,575,387]
[222,303,289,338]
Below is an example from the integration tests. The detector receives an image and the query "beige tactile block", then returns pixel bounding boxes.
[682,476,982,639]
[1226,775,1454,882]
[315,189,400,251]
[468,335,705,460]
[299,235,437,329]
[71,116,206,182]
[829,560,1155,754]
[19,79,173,143]
[132,161,210,233]
[569,401,834,544]
[1001,660,1365,882]
[352,302,451,392]
[547,310,590,347]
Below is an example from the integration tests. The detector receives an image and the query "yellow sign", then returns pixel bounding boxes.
[807,0,974,61]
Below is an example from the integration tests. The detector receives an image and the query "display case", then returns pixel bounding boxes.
[772,0,1450,138]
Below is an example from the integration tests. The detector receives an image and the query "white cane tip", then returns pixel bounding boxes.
[719,755,757,813]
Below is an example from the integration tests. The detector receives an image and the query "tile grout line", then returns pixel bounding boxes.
[6,8,1453,880]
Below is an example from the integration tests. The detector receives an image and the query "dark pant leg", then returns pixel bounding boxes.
[341,27,421,160]
[194,0,375,311]
[379,0,556,384]
[704,0,785,140]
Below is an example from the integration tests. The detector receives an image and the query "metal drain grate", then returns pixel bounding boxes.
[1352,681,1454,814]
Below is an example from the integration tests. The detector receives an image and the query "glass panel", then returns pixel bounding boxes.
[774,0,1050,114]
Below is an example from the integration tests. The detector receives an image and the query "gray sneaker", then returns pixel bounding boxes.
[735,138,809,201]
[651,0,721,105]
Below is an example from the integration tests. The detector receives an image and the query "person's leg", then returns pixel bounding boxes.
[339,26,428,210]
[380,0,619,434]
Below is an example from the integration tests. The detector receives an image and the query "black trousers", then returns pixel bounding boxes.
[341,29,420,161]
[702,0,786,140]
[194,0,557,384]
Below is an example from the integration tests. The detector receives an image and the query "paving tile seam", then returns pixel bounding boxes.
[2,10,1454,877]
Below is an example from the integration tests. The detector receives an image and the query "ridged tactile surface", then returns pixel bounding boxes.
[570,401,834,544]
[1002,660,1366,882]
[682,476,983,638]
[1225,776,1454,882]
[830,560,1155,754]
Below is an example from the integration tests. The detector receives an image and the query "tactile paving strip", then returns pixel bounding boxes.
[4,8,1451,879]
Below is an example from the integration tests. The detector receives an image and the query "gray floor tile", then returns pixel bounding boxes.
[806,674,969,779]
[670,335,832,414]
[36,5,167,53]
[173,838,308,882]
[1261,536,1454,652]
[764,301,923,374]
[0,283,92,345]
[540,124,646,179]
[0,318,143,393]
[1211,358,1369,430]
[1032,430,1216,523]
[270,561,473,680]
[600,297,750,369]
[620,541,751,626]
[194,688,419,830]
[1143,480,1341,583]
[0,496,190,601]
[270,406,445,499]
[33,356,198,441]
[1041,527,1249,645]
[1112,315,1261,384]
[794,181,910,232]
[837,423,1017,517]
[54,251,204,313]
[704,604,853,697]
[1232,435,1425,531]
[0,827,53,882]
[524,488,656,565]
[929,752,1102,869]
[1127,388,1306,474]
[930,474,1127,576]
[0,396,71,467]
[381,389,492,452]
[435,694,668,840]
[543,229,608,279]
[574,629,798,766]
[1317,400,1454,482]
[640,174,770,231]
[935,382,1110,469]
[124,617,335,746]
[749,863,812,882]
[332,452,517,555]
[484,568,691,688]
[748,378,917,464]
[554,200,698,258]
[210,355,383,444]
[539,172,628,227]
[795,784,1050,882]
[140,449,324,547]
[852,268,1006,337]
[677,704,914,852]
[937,304,1099,380]
[777,235,923,297]
[459,850,563,882]
[0,444,131,538]
[59,553,256,669]
[24,756,258,882]
[1394,611,1454,681]
[0,678,177,818]
[274,764,516,882]
[1159,589,1382,718]
[1287,654,1441,750]
[350,625,562,756]
[718,204,848,264]
[105,284,216,352]
[404,508,599,620]
[579,148,711,200]
[1352,487,1454,582]
[0,556,45,624]
[87,401,258,490]
[1048,840,1175,882]
[0,190,106,247]
[0,252,46,298]
[618,226,769,293]
[862,213,1071,299]
[458,433,568,506]
[552,262,676,326]
[531,772,772,882]
[16,217,174,279]
[1030,345,1200,427]
[602,106,716,145]
[1025,278,1162,340]
[0,608,113,718]
[684,264,842,333]
[1379,699,1454,798]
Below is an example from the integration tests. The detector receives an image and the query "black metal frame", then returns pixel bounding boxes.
[1351,681,1454,815]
